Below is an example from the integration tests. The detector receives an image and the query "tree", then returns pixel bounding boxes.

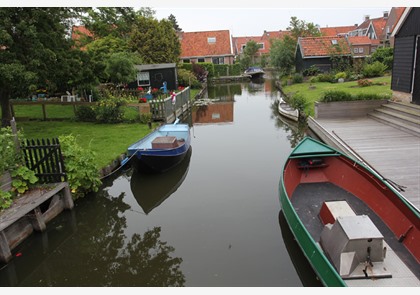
[287,16,321,41]
[168,14,182,32]
[243,40,260,65]
[370,47,393,70]
[0,7,86,126]
[105,52,139,85]
[129,17,180,64]
[269,35,296,76]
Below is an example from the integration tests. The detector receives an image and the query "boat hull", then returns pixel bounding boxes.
[279,137,420,287]
[279,182,346,286]
[278,99,299,122]
[127,123,191,173]
[132,143,190,173]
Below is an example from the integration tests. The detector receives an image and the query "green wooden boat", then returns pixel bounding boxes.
[279,137,420,287]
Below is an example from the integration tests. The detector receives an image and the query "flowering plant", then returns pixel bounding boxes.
[139,98,147,103]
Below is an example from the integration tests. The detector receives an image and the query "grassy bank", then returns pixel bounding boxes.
[281,75,392,116]
[16,121,158,170]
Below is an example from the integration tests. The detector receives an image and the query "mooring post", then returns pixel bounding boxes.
[0,231,12,263]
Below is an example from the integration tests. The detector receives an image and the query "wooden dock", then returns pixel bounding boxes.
[0,182,73,263]
[308,117,420,211]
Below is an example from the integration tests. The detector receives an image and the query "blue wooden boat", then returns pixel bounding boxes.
[127,121,191,173]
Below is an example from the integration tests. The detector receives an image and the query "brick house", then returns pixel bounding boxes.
[178,30,235,65]
[295,36,351,73]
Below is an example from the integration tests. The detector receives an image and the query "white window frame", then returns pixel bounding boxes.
[137,72,150,86]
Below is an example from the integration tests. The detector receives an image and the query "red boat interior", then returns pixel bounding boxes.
[283,155,420,265]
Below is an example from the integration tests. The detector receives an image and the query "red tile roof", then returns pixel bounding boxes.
[347,36,380,45]
[298,36,351,58]
[320,26,357,37]
[233,30,290,55]
[180,30,233,58]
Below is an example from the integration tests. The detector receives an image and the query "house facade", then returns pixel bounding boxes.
[232,30,291,61]
[178,30,235,65]
[295,36,351,73]
[391,7,420,105]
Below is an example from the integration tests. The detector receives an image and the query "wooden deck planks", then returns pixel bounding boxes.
[314,117,420,210]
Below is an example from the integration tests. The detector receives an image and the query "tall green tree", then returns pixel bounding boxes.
[168,14,182,32]
[270,35,296,76]
[105,52,140,85]
[129,17,180,64]
[0,7,86,126]
[243,40,260,65]
[287,16,321,41]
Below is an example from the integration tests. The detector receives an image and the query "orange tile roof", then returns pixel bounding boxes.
[180,30,233,58]
[298,36,351,58]
[348,36,380,45]
[320,26,357,36]
[233,30,291,55]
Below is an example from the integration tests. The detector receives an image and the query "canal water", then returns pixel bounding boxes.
[0,75,322,287]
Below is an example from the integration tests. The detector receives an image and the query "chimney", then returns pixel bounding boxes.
[383,11,389,18]
[364,15,370,21]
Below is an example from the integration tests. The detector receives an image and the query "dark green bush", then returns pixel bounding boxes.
[303,65,321,77]
[362,61,387,78]
[317,73,335,83]
[320,90,388,102]
[320,91,352,102]
[292,73,303,84]
[289,93,308,112]
[75,106,96,122]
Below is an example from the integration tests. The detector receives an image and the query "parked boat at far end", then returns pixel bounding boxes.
[243,67,265,79]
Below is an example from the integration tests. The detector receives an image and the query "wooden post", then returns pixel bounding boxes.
[62,183,74,210]
[0,231,12,263]
[42,102,47,120]
[10,118,20,153]
[30,207,47,231]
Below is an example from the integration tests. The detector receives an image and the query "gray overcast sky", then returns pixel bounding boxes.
[10,0,415,37]
[149,0,413,37]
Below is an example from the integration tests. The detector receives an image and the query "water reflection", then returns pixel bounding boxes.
[130,147,192,215]
[0,180,185,286]
[270,99,306,148]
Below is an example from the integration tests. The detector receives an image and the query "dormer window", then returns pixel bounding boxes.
[208,37,216,44]
[331,39,338,45]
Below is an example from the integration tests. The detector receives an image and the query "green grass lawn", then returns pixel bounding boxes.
[282,75,392,116]
[16,121,158,170]
[7,88,202,170]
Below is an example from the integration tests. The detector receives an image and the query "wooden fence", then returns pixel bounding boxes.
[20,138,67,183]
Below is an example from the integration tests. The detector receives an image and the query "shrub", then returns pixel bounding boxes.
[320,90,352,102]
[317,73,335,83]
[292,73,304,84]
[303,65,321,77]
[75,105,96,122]
[334,72,347,80]
[289,93,308,113]
[95,96,128,123]
[59,135,101,200]
[0,127,19,175]
[177,68,200,88]
[362,61,387,78]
